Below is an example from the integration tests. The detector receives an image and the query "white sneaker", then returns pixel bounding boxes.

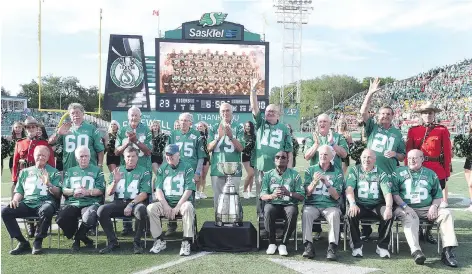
[195,191,201,200]
[200,192,207,199]
[249,192,257,198]
[266,244,277,255]
[243,192,249,199]
[466,205,472,212]
[149,239,166,254]
[440,201,448,208]
[376,246,390,258]
[278,244,288,256]
[179,241,191,256]
[352,245,363,257]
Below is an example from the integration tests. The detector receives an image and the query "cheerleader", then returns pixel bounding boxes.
[150,121,168,175]
[196,122,210,199]
[7,122,25,174]
[242,121,256,199]
[105,120,120,173]
[335,118,353,174]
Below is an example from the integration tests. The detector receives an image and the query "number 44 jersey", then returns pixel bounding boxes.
[345,165,392,209]
[58,122,105,170]
[155,161,196,207]
[110,166,152,200]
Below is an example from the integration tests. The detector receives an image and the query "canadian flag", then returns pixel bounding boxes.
[152,10,159,16]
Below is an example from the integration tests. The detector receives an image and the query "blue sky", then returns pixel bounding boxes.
[1,0,471,95]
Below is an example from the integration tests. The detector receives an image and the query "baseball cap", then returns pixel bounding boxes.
[165,144,179,155]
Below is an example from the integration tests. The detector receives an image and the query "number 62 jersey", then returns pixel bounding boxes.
[109,166,152,200]
[155,161,196,207]
[254,112,293,172]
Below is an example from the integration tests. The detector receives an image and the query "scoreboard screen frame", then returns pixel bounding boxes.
[154,38,269,113]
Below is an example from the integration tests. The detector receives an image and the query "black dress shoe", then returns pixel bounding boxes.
[10,241,31,255]
[441,249,458,267]
[99,242,120,254]
[28,223,36,238]
[412,250,426,265]
[302,241,315,259]
[82,236,94,248]
[133,242,144,254]
[326,247,337,261]
[32,240,43,255]
[71,240,80,252]
[425,230,437,244]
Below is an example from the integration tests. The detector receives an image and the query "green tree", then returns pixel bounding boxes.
[361,77,396,90]
[1,86,10,96]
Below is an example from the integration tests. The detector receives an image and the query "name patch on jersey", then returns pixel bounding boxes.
[359,174,365,180]
[190,134,197,140]
[165,170,169,175]
[271,177,276,183]
[176,136,181,141]
[88,172,94,176]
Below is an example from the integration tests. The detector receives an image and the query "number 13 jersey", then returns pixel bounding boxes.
[155,161,196,207]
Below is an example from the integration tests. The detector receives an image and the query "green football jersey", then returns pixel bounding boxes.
[63,165,105,207]
[304,132,349,170]
[110,165,152,200]
[303,164,344,208]
[15,165,61,209]
[208,121,244,177]
[365,118,405,175]
[115,123,152,170]
[254,112,293,172]
[58,122,105,170]
[168,128,205,171]
[155,161,196,207]
[392,166,442,208]
[260,168,305,205]
[345,165,391,209]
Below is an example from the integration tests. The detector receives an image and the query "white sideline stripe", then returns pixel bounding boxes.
[133,251,212,274]
[269,258,380,274]
[450,171,464,177]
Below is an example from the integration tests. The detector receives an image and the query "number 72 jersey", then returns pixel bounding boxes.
[254,112,293,172]
[110,166,152,200]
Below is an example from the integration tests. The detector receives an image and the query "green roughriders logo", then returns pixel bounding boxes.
[110,56,144,89]
[199,12,227,27]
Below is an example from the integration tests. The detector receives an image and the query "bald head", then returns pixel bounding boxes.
[360,149,376,171]
[407,149,424,170]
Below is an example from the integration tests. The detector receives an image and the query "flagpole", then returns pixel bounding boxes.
[158,11,160,38]
[98,8,102,114]
[38,0,42,110]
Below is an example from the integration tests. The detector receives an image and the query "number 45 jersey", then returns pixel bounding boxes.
[155,161,196,207]
[109,166,152,200]
[58,122,105,170]
[345,165,392,209]
[63,165,105,207]
[254,112,293,172]
[392,166,442,208]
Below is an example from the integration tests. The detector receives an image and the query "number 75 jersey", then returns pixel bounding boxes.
[110,166,152,200]
[254,112,293,172]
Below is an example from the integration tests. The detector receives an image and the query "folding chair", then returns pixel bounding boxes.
[10,217,53,250]
[57,218,99,249]
[112,216,148,248]
[349,217,395,253]
[256,200,298,251]
[394,218,440,254]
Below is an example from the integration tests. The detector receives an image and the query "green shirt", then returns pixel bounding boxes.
[168,128,205,171]
[63,165,105,207]
[110,166,152,200]
[15,165,61,209]
[254,112,293,172]
[155,161,196,207]
[260,168,305,205]
[392,166,442,208]
[345,165,391,209]
[58,122,105,170]
[208,121,244,177]
[365,118,405,175]
[115,123,152,170]
[304,132,349,170]
[304,164,343,208]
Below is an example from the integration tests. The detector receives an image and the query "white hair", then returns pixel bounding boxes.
[128,106,141,117]
[179,112,193,123]
[219,103,233,114]
[317,144,334,158]
[108,120,120,133]
[68,103,84,113]
[317,113,331,123]
[75,145,91,158]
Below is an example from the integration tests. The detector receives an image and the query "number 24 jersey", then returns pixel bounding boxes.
[155,161,196,207]
[109,166,152,200]
[345,165,392,208]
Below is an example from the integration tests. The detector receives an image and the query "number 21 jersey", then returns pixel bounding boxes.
[155,161,196,207]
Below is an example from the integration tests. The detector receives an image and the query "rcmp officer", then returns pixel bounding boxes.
[406,101,452,243]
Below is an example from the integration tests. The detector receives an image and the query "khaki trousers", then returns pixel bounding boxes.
[302,206,341,245]
[393,206,458,254]
[146,201,195,238]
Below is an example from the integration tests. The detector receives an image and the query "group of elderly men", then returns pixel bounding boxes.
[1,77,460,268]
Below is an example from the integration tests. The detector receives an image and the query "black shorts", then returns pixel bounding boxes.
[203,157,210,165]
[9,157,13,169]
[56,160,64,172]
[242,154,251,163]
[439,179,446,190]
[106,154,121,166]
[151,155,163,165]
[464,158,472,170]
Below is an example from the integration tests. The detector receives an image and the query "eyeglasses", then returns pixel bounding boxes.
[275,155,287,160]
[165,153,175,157]
[408,156,423,161]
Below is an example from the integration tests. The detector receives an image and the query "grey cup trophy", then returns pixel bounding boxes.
[215,162,243,227]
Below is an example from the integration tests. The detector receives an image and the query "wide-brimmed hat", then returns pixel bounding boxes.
[414,101,442,113]
[24,116,38,126]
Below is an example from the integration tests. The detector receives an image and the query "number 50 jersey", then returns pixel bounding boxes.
[155,161,196,207]
[109,166,152,200]
[254,112,293,172]
[63,165,105,207]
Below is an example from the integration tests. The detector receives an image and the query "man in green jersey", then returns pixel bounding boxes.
[2,145,61,255]
[260,151,304,256]
[56,146,105,251]
[346,149,394,259]
[207,103,244,207]
[304,113,348,170]
[97,147,151,254]
[392,149,458,267]
[166,112,205,235]
[147,144,196,256]
[302,145,343,261]
[52,103,105,170]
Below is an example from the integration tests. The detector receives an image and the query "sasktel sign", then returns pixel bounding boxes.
[182,12,244,41]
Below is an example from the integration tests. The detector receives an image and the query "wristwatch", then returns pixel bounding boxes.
[289,192,293,198]
[129,201,136,208]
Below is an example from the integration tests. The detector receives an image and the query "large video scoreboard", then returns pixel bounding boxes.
[154,39,269,113]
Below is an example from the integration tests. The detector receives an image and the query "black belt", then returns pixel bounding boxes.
[424,156,440,162]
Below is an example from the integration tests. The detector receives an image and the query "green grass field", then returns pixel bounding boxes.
[1,156,471,274]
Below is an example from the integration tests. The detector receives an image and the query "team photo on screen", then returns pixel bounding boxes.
[158,42,266,96]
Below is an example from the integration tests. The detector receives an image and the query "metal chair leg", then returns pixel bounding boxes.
[48,225,52,248]
[95,225,99,249]
[343,220,347,251]
[437,224,441,255]
[294,221,298,251]
[396,222,399,254]
[256,218,260,250]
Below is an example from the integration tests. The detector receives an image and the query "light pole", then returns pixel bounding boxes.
[327,91,334,109]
